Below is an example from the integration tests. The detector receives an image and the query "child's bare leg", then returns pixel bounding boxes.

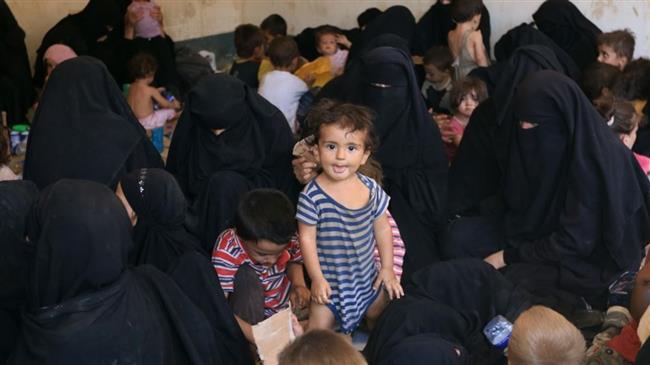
[307,302,336,331]
[365,290,391,331]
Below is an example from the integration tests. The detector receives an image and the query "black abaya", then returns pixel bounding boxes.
[166,74,295,251]
[120,168,204,272]
[532,0,601,69]
[0,1,35,126]
[0,181,39,364]
[8,179,221,365]
[23,56,163,190]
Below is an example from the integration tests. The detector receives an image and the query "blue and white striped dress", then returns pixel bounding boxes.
[296,174,390,333]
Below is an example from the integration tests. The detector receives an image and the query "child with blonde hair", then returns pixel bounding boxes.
[278,329,367,365]
[508,306,585,365]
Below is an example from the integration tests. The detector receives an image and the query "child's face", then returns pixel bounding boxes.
[424,64,451,84]
[315,123,370,182]
[598,44,627,70]
[457,90,480,118]
[242,238,287,267]
[317,34,338,57]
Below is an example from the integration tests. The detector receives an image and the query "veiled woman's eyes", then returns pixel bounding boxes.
[519,121,539,130]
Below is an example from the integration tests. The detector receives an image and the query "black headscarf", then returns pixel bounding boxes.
[167,74,293,199]
[412,1,491,58]
[503,70,650,294]
[23,56,163,190]
[170,252,253,365]
[0,181,38,364]
[8,179,220,364]
[121,168,203,272]
[532,0,601,69]
[493,22,579,79]
[32,0,120,88]
[448,46,571,217]
[365,259,531,365]
[0,0,34,126]
[167,74,295,250]
[347,5,416,66]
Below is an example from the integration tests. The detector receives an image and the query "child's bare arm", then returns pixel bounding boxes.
[373,212,404,299]
[298,221,330,304]
[150,86,180,109]
[472,31,490,67]
[287,262,310,309]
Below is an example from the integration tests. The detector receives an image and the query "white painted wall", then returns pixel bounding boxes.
[7,0,650,67]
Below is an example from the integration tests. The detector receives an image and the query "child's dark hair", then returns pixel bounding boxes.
[597,29,635,61]
[234,24,264,59]
[580,62,621,101]
[235,189,296,245]
[314,25,340,45]
[268,36,300,68]
[278,329,367,365]
[128,52,157,81]
[0,125,10,165]
[423,46,455,74]
[357,8,382,28]
[594,93,644,134]
[450,0,483,23]
[260,14,287,37]
[449,76,488,112]
[306,99,378,152]
[612,58,650,101]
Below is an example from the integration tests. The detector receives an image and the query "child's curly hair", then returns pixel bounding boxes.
[305,98,378,153]
[128,52,157,82]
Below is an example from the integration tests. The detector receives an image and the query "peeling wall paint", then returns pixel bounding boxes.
[6,1,650,68]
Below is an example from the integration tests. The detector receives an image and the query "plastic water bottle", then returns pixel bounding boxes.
[483,315,513,350]
[152,127,164,153]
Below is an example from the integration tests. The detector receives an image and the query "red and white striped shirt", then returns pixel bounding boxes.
[212,229,303,317]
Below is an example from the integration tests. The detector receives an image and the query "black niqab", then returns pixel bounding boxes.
[504,71,650,293]
[121,168,203,272]
[8,179,220,364]
[448,46,572,217]
[532,0,601,69]
[23,56,163,190]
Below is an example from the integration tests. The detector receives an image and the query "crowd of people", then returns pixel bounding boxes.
[3,0,650,364]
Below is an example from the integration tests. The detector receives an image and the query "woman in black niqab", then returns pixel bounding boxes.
[8,179,221,364]
[0,181,38,364]
[532,0,601,69]
[23,56,163,190]
[322,46,448,280]
[166,74,295,252]
[491,71,650,311]
[120,168,203,272]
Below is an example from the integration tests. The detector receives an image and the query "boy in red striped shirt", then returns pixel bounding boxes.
[212,189,309,344]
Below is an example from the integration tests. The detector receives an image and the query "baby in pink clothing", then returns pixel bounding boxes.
[126,53,180,130]
[442,76,488,162]
[128,0,162,39]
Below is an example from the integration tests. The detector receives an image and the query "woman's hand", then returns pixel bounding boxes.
[484,250,506,270]
[289,285,311,309]
[292,156,318,184]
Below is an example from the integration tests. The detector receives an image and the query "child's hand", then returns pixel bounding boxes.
[290,285,311,309]
[335,34,352,49]
[484,250,506,270]
[291,314,304,336]
[373,268,404,300]
[311,277,331,304]
[304,73,316,87]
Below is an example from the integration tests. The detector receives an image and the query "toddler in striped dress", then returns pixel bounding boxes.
[297,100,404,334]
